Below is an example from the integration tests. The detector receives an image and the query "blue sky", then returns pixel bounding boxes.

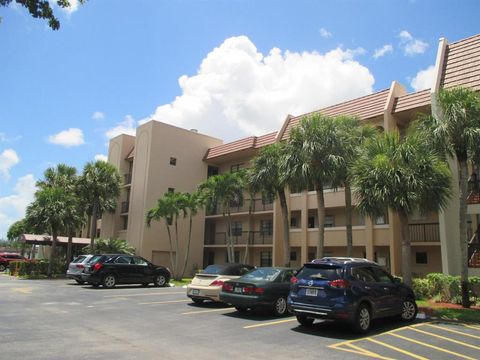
[0,0,479,238]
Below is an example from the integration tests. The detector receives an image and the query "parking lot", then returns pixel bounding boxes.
[1,275,479,360]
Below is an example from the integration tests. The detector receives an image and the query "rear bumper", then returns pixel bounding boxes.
[288,298,355,321]
[81,273,101,284]
[186,285,221,302]
[66,272,83,281]
[219,292,273,308]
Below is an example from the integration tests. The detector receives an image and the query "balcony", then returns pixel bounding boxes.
[121,201,129,214]
[205,231,273,246]
[206,198,274,216]
[409,223,440,242]
[468,244,480,268]
[124,173,132,186]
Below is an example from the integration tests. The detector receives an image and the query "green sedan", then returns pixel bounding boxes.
[219,267,296,316]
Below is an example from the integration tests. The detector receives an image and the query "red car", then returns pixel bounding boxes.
[0,253,31,272]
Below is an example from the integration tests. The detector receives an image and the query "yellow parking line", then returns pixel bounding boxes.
[366,338,428,360]
[425,323,480,340]
[463,324,480,330]
[181,307,233,315]
[139,299,190,305]
[409,327,480,351]
[12,287,32,294]
[346,343,396,360]
[388,332,476,360]
[104,291,185,298]
[243,318,296,329]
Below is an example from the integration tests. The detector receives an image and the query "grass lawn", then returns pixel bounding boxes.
[170,278,192,287]
[417,299,480,323]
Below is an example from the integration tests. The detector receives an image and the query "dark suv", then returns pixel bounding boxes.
[288,257,417,333]
[81,254,171,288]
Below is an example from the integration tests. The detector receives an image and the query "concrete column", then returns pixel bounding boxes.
[301,192,309,263]
[364,216,374,260]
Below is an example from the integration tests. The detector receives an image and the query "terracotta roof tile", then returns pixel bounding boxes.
[392,89,431,113]
[281,89,390,141]
[205,131,277,160]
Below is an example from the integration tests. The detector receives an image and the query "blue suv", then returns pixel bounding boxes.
[288,257,417,333]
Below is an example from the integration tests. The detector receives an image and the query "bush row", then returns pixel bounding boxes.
[9,260,66,277]
[412,273,480,304]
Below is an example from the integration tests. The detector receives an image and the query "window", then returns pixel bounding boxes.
[133,257,148,266]
[290,216,298,228]
[169,157,177,166]
[416,252,428,264]
[371,267,393,283]
[230,163,244,172]
[260,220,273,236]
[290,251,297,261]
[231,221,242,236]
[375,213,389,225]
[207,166,219,178]
[308,216,315,228]
[260,251,272,267]
[262,193,274,204]
[308,252,315,261]
[350,267,376,282]
[114,256,132,264]
[324,215,334,228]
[123,216,128,230]
[168,187,175,193]
[207,251,215,265]
[234,251,240,264]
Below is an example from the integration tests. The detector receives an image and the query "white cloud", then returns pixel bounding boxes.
[373,44,393,59]
[141,35,375,140]
[105,115,137,139]
[0,149,20,180]
[0,133,22,143]
[48,128,85,147]
[94,154,108,162]
[410,65,436,92]
[399,30,428,56]
[60,0,80,14]
[92,111,105,121]
[0,174,36,239]
[319,28,332,38]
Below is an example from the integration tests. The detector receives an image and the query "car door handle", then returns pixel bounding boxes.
[364,286,371,290]
[383,287,389,291]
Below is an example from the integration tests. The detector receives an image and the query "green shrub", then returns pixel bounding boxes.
[9,260,65,277]
[412,278,434,300]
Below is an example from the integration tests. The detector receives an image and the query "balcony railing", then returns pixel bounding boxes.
[124,173,132,185]
[468,243,480,268]
[121,201,129,214]
[409,223,440,242]
[206,198,274,216]
[205,231,273,246]
[467,180,480,204]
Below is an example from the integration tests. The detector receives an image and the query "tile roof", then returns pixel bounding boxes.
[281,89,390,141]
[20,234,91,245]
[204,131,277,160]
[441,33,480,91]
[392,89,431,113]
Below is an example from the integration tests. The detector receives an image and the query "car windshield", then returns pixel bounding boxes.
[72,256,86,263]
[201,265,225,275]
[242,268,280,281]
[298,265,343,281]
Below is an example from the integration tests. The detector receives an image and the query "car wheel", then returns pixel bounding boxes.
[235,306,248,312]
[296,315,314,326]
[353,303,371,334]
[0,264,6,272]
[273,297,288,317]
[192,298,204,304]
[102,274,117,289]
[400,298,418,322]
[154,273,169,287]
[75,280,85,285]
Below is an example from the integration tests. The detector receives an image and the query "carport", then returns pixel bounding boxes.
[19,234,91,260]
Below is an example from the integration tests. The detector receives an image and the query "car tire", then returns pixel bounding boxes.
[273,297,288,317]
[399,298,418,322]
[0,264,6,272]
[102,274,117,289]
[192,298,204,304]
[154,273,169,287]
[235,306,248,312]
[75,280,85,285]
[296,315,314,326]
[353,303,371,334]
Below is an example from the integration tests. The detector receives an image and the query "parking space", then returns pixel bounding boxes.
[2,275,479,359]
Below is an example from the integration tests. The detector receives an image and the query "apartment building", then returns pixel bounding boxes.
[101,33,480,277]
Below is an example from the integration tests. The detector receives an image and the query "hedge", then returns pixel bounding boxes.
[9,260,66,277]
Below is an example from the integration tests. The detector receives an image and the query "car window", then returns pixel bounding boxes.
[87,255,104,264]
[72,256,86,263]
[114,256,132,264]
[242,268,280,281]
[371,267,393,283]
[202,265,224,274]
[281,270,294,282]
[133,257,148,266]
[350,267,376,283]
[297,265,343,281]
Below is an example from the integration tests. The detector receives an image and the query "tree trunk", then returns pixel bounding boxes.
[459,160,470,308]
[66,228,73,271]
[278,190,291,266]
[90,201,99,249]
[345,181,353,257]
[48,231,58,278]
[181,214,193,278]
[227,211,234,263]
[174,218,180,280]
[315,182,326,259]
[165,221,175,278]
[242,201,252,264]
[399,211,412,286]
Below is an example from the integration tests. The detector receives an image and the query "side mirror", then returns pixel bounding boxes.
[393,277,402,284]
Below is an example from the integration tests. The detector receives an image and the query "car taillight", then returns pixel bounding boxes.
[241,286,264,295]
[290,276,298,284]
[329,279,351,289]
[254,287,264,295]
[93,262,103,272]
[210,280,224,287]
[76,264,85,269]
[222,283,233,292]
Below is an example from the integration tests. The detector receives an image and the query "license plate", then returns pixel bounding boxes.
[234,287,242,293]
[191,289,200,295]
[305,288,318,296]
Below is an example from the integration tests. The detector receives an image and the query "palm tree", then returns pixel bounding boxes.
[79,161,122,249]
[416,87,480,307]
[198,172,245,263]
[335,116,377,257]
[284,114,344,259]
[146,191,181,279]
[179,192,202,278]
[351,130,451,285]
[82,238,135,255]
[248,143,291,266]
